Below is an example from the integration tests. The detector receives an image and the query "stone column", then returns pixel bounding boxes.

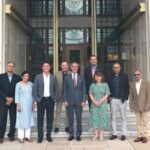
[53,0,58,73]
[0,0,5,73]
[146,0,150,80]
[91,0,97,56]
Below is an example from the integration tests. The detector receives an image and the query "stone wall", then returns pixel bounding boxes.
[3,0,27,74]
[120,0,150,81]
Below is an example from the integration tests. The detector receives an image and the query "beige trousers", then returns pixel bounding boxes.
[135,112,148,138]
[55,98,68,128]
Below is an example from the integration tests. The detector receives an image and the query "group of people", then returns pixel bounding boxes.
[0,55,150,144]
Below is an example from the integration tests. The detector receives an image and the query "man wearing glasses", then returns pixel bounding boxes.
[129,70,150,143]
[107,62,129,141]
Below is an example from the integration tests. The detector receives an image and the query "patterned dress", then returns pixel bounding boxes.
[89,83,110,130]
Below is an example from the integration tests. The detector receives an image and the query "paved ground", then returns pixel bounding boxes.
[0,137,150,150]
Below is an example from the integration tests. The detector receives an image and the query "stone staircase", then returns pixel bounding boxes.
[6,101,150,138]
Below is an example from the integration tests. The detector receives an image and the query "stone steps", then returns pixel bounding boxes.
[5,102,150,137]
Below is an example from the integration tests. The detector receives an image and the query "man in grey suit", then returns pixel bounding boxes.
[54,61,71,133]
[33,62,58,143]
[64,62,86,141]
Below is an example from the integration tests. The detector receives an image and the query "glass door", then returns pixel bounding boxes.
[64,45,86,75]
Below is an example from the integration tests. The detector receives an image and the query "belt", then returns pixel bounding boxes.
[43,96,51,99]
[112,97,121,99]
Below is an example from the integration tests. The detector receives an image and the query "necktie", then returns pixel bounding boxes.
[73,74,77,87]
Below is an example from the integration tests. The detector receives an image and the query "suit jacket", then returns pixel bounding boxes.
[55,70,71,100]
[0,73,21,104]
[33,73,58,103]
[64,74,86,105]
[107,72,129,103]
[129,80,150,112]
[84,65,102,94]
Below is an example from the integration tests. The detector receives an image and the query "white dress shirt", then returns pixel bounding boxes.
[7,73,13,82]
[135,79,142,96]
[43,73,50,97]
[72,73,77,86]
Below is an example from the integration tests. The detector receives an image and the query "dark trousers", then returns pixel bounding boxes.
[0,103,16,139]
[68,105,82,137]
[37,97,55,139]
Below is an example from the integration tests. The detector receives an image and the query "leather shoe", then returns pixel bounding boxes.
[142,137,148,143]
[109,135,118,140]
[65,127,69,133]
[0,138,3,143]
[37,138,43,143]
[54,127,59,133]
[9,137,15,141]
[76,136,81,141]
[47,137,53,142]
[134,137,143,142]
[68,136,74,141]
[121,135,126,141]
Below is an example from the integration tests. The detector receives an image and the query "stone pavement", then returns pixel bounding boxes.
[0,137,150,150]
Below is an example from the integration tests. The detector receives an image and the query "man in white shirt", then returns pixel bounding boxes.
[33,62,58,143]
[130,70,150,143]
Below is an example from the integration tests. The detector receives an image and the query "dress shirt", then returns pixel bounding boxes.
[136,79,142,96]
[91,65,97,78]
[7,73,13,82]
[72,73,77,86]
[43,73,50,97]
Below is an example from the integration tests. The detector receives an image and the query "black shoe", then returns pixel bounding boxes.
[37,138,43,143]
[0,138,3,143]
[9,137,15,141]
[121,135,126,141]
[65,127,69,133]
[47,137,53,142]
[109,135,118,140]
[54,127,59,133]
[68,136,74,141]
[76,136,81,141]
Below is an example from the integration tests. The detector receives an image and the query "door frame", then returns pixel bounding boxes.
[63,44,87,75]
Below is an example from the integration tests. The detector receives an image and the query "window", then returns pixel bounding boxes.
[97,27,115,42]
[31,0,53,17]
[65,29,84,44]
[96,0,118,16]
[59,0,90,16]
[65,0,83,15]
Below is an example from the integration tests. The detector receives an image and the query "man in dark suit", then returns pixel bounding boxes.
[0,62,21,143]
[84,55,102,109]
[64,62,86,141]
[107,62,129,141]
[33,62,58,143]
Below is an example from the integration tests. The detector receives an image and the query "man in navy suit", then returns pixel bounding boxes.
[0,62,21,143]
[64,62,86,141]
[84,55,102,109]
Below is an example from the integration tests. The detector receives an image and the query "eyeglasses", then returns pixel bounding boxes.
[134,74,140,76]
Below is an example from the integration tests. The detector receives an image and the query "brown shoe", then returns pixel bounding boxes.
[0,138,3,143]
[134,137,143,142]
[142,137,148,143]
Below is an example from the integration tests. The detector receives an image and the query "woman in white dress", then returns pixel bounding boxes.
[15,71,35,143]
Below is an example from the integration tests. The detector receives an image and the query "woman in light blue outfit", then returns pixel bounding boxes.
[15,71,35,143]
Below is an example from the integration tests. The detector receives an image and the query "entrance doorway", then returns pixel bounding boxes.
[63,45,87,75]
